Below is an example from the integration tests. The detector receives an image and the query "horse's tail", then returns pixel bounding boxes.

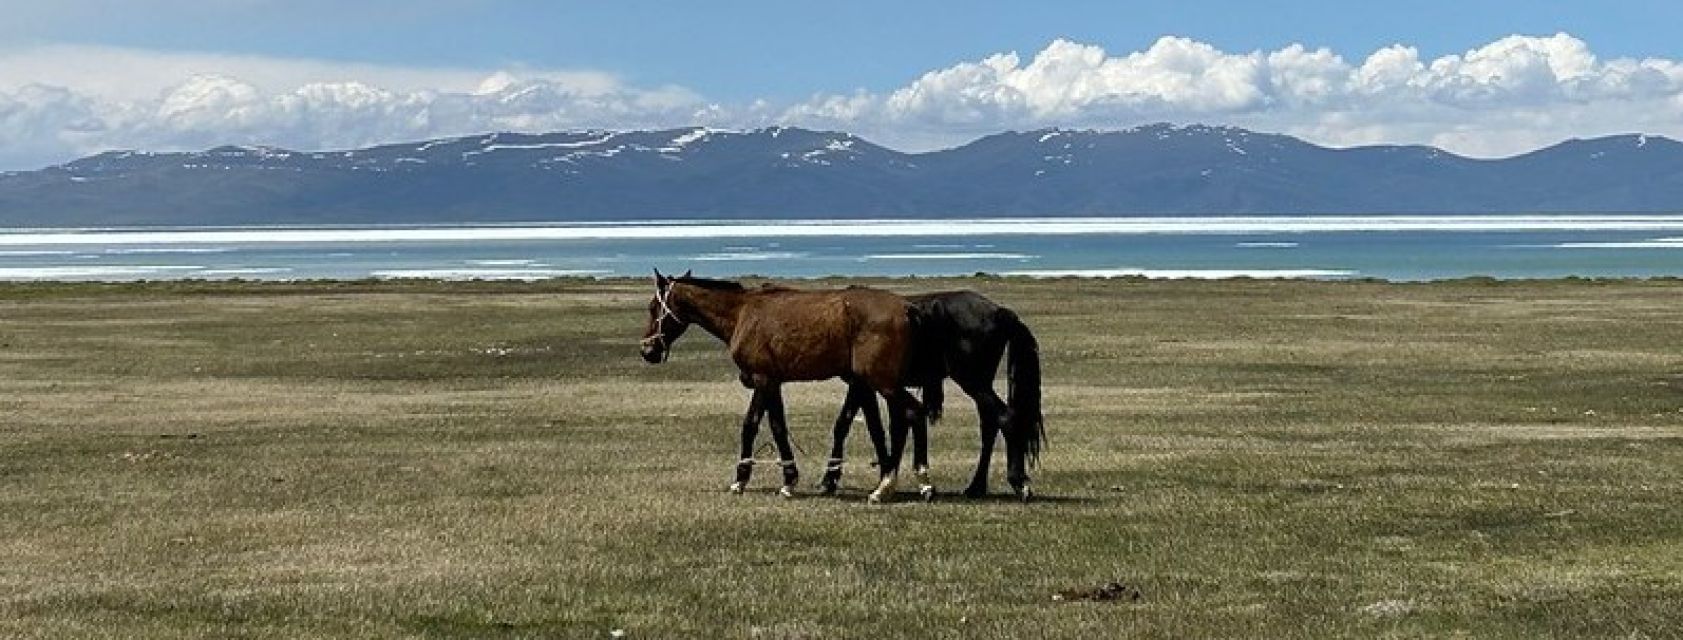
[906,302,945,424]
[1003,309,1045,466]
[923,378,944,424]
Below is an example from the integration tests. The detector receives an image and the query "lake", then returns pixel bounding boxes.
[2,215,1682,281]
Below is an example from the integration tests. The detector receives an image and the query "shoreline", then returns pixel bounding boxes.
[4,272,1683,294]
[7,214,1683,245]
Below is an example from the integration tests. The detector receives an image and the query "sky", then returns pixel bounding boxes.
[3,1,1683,170]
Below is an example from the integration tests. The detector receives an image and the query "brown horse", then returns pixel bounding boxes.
[639,270,928,502]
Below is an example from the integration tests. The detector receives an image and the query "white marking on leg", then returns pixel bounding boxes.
[731,458,754,493]
[915,465,935,500]
[868,472,899,504]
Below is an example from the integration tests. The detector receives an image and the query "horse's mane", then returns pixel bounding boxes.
[674,276,746,292]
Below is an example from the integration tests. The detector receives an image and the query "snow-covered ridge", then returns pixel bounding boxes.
[660,127,730,152]
[461,132,621,157]
[30,124,1677,176]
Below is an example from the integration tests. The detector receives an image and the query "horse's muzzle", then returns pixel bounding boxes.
[639,338,666,364]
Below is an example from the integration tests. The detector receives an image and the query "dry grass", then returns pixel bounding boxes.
[1,277,1680,638]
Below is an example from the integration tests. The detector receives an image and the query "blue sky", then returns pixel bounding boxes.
[3,1,1683,169]
[11,1,1683,100]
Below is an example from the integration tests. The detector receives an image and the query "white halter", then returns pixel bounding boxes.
[648,282,685,361]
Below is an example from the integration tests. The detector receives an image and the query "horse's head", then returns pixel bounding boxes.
[639,268,692,363]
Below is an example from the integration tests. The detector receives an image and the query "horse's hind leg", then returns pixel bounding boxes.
[763,385,800,499]
[820,382,873,495]
[855,383,891,496]
[868,404,906,504]
[958,380,1008,499]
[1003,415,1032,502]
[868,388,924,504]
[731,388,769,494]
[911,393,935,502]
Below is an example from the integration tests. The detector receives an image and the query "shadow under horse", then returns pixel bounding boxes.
[817,290,1046,501]
[639,270,928,503]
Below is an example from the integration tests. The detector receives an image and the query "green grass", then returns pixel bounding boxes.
[1,277,1681,638]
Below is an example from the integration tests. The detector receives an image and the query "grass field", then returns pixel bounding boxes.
[2,277,1681,638]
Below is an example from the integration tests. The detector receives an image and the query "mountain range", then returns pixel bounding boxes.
[3,123,1682,226]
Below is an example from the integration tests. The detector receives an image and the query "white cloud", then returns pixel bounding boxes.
[784,33,1683,157]
[4,34,1683,170]
[0,85,104,165]
[867,37,1273,125]
[0,45,707,169]
[0,44,626,101]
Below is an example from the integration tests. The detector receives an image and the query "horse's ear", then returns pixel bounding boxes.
[681,269,692,279]
[653,268,667,287]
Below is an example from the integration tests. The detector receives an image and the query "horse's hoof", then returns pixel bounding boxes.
[728,482,746,494]
[818,469,842,494]
[1014,486,1034,503]
[778,486,795,499]
[919,485,937,502]
[867,491,886,504]
[963,485,987,499]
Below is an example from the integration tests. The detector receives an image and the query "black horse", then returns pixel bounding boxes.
[817,290,1045,500]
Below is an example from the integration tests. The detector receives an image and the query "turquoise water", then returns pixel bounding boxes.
[2,216,1681,281]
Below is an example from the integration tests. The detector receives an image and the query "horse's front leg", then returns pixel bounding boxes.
[731,388,768,494]
[763,385,799,499]
[820,382,872,495]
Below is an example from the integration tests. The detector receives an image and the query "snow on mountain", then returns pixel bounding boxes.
[5,124,1682,226]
